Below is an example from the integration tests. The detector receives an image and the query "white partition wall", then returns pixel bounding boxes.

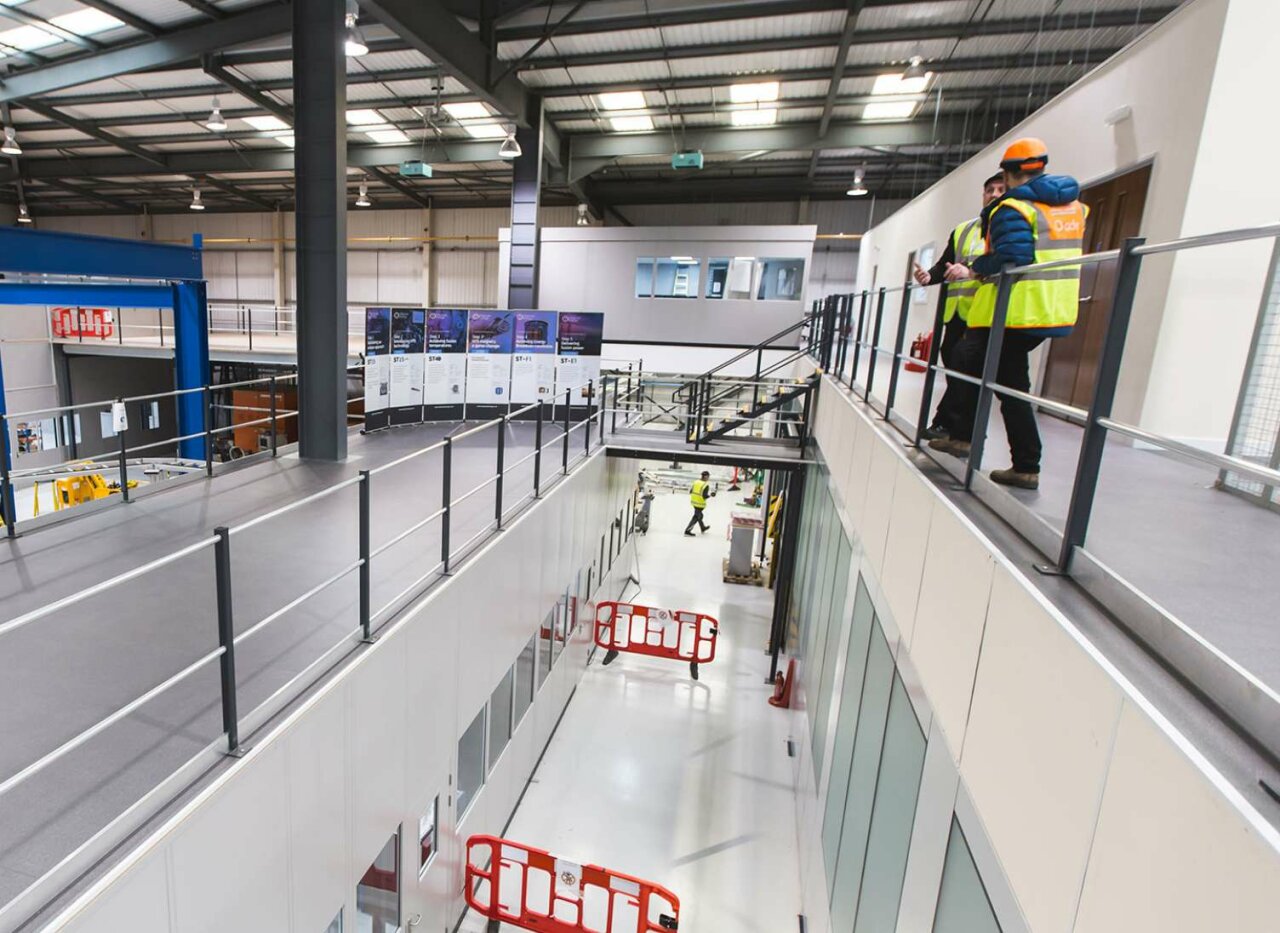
[47,452,640,933]
[788,375,1280,933]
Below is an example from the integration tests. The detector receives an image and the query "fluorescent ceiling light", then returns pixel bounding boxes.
[366,128,409,143]
[346,109,385,125]
[610,115,654,132]
[871,72,932,95]
[443,101,492,120]
[49,9,124,36]
[862,100,917,120]
[344,12,367,56]
[597,90,646,111]
[729,81,779,103]
[244,115,289,131]
[465,122,508,139]
[731,107,777,127]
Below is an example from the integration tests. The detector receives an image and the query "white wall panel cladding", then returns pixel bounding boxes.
[792,374,1280,933]
[50,453,641,933]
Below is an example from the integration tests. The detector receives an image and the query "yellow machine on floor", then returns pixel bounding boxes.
[31,471,137,516]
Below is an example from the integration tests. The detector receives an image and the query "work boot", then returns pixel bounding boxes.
[689,662,699,681]
[684,530,695,537]
[990,468,1039,490]
[928,437,971,458]
[602,649,620,665]
[920,424,949,441]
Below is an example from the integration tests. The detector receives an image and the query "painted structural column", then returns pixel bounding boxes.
[506,98,543,310]
[293,0,348,461]
[172,279,210,460]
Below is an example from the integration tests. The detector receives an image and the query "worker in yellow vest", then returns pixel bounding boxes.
[684,471,715,536]
[912,172,1007,440]
[930,138,1088,490]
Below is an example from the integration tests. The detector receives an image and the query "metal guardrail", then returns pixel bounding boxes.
[0,373,617,835]
[810,219,1280,753]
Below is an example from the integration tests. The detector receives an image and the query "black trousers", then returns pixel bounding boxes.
[931,315,968,433]
[685,507,708,533]
[950,329,1046,474]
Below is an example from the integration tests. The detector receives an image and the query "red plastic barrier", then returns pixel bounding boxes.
[466,835,679,932]
[51,307,114,340]
[594,601,718,664]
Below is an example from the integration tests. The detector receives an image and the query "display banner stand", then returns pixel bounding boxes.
[510,311,559,421]
[465,310,515,420]
[424,308,467,421]
[363,307,392,431]
[556,311,604,423]
[389,308,426,426]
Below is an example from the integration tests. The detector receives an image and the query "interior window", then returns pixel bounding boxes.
[707,257,756,299]
[653,257,700,298]
[355,830,400,933]
[418,797,438,876]
[456,707,486,818]
[755,258,806,301]
[634,258,656,297]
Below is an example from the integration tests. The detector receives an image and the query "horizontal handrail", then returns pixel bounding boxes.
[228,475,364,536]
[0,535,218,641]
[234,559,364,647]
[368,439,447,477]
[1098,417,1280,488]
[370,507,447,559]
[1131,220,1280,257]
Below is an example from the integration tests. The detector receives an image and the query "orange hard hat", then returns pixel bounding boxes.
[1000,137,1049,172]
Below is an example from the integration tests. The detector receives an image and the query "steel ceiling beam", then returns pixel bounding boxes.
[33,176,142,212]
[817,0,867,162]
[533,48,1115,97]
[0,6,102,52]
[74,0,163,37]
[368,165,433,208]
[203,60,294,125]
[358,0,532,126]
[18,99,170,167]
[497,0,858,38]
[197,173,278,209]
[0,5,293,104]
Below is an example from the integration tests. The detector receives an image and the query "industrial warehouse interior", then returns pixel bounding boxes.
[1,0,1279,930]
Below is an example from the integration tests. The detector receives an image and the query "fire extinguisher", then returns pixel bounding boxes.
[904,331,932,373]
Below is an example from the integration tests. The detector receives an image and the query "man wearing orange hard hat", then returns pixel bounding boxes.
[929,137,1088,490]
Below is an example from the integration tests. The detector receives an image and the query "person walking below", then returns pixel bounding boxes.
[684,471,715,535]
[912,172,1006,440]
[931,138,1088,490]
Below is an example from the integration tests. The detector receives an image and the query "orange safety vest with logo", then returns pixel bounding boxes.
[944,217,985,323]
[968,197,1089,330]
[690,480,710,509]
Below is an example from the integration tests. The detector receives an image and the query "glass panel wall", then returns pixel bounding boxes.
[515,633,536,725]
[456,708,485,818]
[356,831,400,933]
[488,668,514,771]
[418,797,438,876]
[933,819,1003,933]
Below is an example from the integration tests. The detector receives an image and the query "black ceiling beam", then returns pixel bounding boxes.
[75,0,163,37]
[534,48,1114,97]
[818,0,866,152]
[17,99,170,167]
[0,4,293,104]
[175,0,227,20]
[358,0,532,126]
[197,173,278,209]
[203,59,294,125]
[497,0,857,39]
[32,176,142,212]
[369,165,433,208]
[218,35,408,66]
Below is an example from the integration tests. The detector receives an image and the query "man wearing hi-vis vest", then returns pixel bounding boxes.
[684,471,715,536]
[929,138,1088,491]
[912,172,1007,440]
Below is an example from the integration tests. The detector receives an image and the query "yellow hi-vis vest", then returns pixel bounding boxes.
[690,480,710,509]
[968,197,1089,330]
[944,217,985,324]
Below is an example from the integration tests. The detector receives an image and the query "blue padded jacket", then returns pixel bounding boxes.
[971,173,1082,337]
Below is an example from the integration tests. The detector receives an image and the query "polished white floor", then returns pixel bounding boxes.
[460,483,802,932]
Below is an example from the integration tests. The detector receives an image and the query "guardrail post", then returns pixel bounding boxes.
[213,526,244,755]
[358,470,373,641]
[495,418,506,528]
[1038,237,1147,575]
[562,387,571,474]
[864,288,887,404]
[611,375,619,433]
[884,285,914,420]
[625,366,634,421]
[586,379,595,454]
[912,284,949,447]
[442,437,453,574]
[798,382,815,450]
[851,290,868,385]
[963,268,1015,490]
[247,305,254,352]
[754,347,764,410]
[534,400,544,498]
[117,414,130,503]
[269,375,279,456]
[1,415,16,538]
[203,384,214,476]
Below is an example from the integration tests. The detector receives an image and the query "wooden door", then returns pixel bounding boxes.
[1042,163,1151,408]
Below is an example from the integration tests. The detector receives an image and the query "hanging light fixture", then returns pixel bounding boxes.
[498,130,521,160]
[344,11,368,57]
[1,125,21,156]
[356,179,371,207]
[17,201,32,224]
[190,187,206,211]
[846,167,868,197]
[903,55,927,80]
[206,96,228,132]
[576,203,589,226]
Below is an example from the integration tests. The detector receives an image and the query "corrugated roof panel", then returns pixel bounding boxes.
[114,67,219,91]
[78,0,203,28]
[110,121,208,137]
[774,105,823,123]
[348,48,436,73]
[855,0,979,31]
[516,27,662,60]
[525,59,671,89]
[12,127,92,142]
[659,10,845,46]
[516,67,575,89]
[846,38,955,67]
[778,79,831,100]
[551,119,601,133]
[666,47,838,78]
[234,60,299,83]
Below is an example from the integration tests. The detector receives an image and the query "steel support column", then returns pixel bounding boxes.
[172,280,210,460]
[294,0,348,461]
[506,98,543,310]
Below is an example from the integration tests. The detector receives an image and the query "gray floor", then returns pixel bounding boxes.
[847,351,1280,696]
[0,418,584,913]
